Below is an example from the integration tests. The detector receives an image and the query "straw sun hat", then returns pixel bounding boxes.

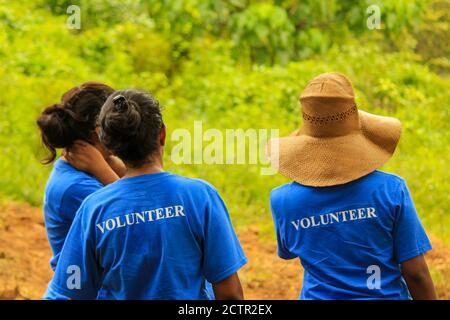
[267,72,402,187]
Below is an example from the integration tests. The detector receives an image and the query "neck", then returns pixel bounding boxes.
[124,157,164,178]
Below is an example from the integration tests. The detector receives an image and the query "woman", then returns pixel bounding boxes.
[267,73,436,300]
[37,81,125,271]
[44,89,247,299]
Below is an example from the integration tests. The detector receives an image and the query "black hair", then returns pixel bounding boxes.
[36,82,114,164]
[98,89,164,168]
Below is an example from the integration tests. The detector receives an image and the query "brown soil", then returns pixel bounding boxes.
[0,202,448,300]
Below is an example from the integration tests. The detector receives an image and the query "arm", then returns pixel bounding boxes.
[105,155,127,178]
[65,141,119,185]
[401,254,437,300]
[44,203,101,300]
[393,180,435,299]
[201,186,248,298]
[212,273,244,300]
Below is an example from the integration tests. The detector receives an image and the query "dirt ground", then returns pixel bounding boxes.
[0,202,448,300]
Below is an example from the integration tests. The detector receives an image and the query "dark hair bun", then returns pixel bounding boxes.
[99,89,163,168]
[37,104,76,149]
[105,95,142,138]
[36,82,114,164]
[112,95,129,112]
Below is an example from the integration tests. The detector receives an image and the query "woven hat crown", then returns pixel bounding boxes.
[300,72,354,102]
[299,73,358,137]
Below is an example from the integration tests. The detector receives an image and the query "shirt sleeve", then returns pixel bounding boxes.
[201,188,247,284]
[44,200,101,300]
[270,190,297,260]
[393,180,432,263]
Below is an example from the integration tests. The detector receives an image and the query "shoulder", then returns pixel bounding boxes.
[71,187,106,225]
[72,175,103,190]
[368,170,407,189]
[168,175,227,208]
[361,171,411,207]
[270,182,306,201]
[270,182,299,214]
[271,182,293,196]
[78,180,114,206]
[53,159,99,184]
[371,170,405,182]
[61,176,103,201]
[53,160,103,195]
[55,169,102,211]
[169,174,220,194]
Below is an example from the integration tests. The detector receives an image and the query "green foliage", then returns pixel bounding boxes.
[0,0,448,246]
[415,0,450,73]
[229,3,295,64]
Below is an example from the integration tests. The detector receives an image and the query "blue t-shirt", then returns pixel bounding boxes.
[44,172,247,300]
[44,159,103,271]
[270,170,431,300]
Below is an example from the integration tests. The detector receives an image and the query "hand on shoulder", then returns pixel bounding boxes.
[64,140,119,185]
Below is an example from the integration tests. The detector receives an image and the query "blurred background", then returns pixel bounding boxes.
[0,0,448,299]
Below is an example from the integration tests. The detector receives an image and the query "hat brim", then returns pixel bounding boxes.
[267,110,402,187]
